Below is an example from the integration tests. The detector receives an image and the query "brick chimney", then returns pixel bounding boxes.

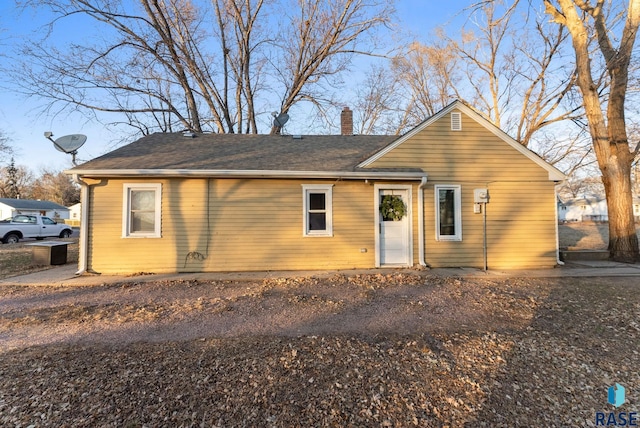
[340,107,353,135]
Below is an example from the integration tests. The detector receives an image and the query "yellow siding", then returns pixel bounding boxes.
[87,178,415,274]
[371,109,559,269]
[421,181,558,269]
[369,110,550,182]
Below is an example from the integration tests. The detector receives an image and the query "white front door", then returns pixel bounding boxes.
[377,188,411,266]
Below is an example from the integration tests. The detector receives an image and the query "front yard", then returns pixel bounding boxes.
[0,273,639,427]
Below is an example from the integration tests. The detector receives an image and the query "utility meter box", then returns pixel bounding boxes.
[474,188,489,203]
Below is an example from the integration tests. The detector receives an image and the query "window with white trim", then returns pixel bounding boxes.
[302,185,333,236]
[123,183,162,238]
[435,185,462,241]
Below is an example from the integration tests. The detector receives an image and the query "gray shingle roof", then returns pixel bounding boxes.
[0,198,69,210]
[71,133,401,172]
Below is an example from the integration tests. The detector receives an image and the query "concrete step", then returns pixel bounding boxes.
[560,250,610,261]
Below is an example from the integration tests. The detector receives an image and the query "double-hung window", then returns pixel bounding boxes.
[123,183,162,238]
[302,185,333,237]
[435,185,462,241]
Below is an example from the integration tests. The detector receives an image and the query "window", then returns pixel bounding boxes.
[13,215,33,223]
[302,185,333,237]
[451,111,462,131]
[42,217,56,225]
[123,183,162,238]
[435,185,462,241]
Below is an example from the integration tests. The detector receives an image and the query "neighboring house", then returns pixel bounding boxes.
[557,197,568,221]
[68,203,82,220]
[67,203,82,226]
[67,101,565,274]
[0,198,70,220]
[562,196,609,222]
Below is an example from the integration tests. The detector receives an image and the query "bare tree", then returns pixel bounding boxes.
[11,0,392,136]
[28,168,80,206]
[350,65,402,135]
[213,0,266,134]
[349,0,584,164]
[452,1,581,148]
[0,131,12,164]
[558,172,605,200]
[0,158,20,199]
[0,162,33,200]
[544,0,640,262]
[268,0,394,134]
[391,38,462,132]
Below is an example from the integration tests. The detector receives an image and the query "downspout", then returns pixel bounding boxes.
[418,176,428,267]
[72,174,90,275]
[554,184,565,266]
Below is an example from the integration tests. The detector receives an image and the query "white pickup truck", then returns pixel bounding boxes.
[0,214,73,244]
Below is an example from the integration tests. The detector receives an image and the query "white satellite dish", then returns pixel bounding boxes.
[272,112,289,128]
[44,132,87,166]
[53,134,87,154]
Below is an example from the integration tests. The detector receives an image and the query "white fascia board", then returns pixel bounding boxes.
[65,168,428,181]
[357,100,567,182]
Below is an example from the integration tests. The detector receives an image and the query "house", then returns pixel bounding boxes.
[67,202,82,226]
[557,197,568,220]
[562,195,609,222]
[0,198,70,220]
[67,101,565,274]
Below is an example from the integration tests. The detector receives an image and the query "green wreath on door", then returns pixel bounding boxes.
[379,195,407,221]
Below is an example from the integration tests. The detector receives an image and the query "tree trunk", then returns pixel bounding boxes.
[600,143,639,263]
[545,0,640,263]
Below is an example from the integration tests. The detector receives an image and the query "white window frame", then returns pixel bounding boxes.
[302,184,333,237]
[435,185,462,241]
[122,183,162,238]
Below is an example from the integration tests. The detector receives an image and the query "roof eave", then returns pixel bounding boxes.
[66,169,428,181]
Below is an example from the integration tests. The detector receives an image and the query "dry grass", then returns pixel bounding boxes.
[0,275,638,427]
[0,239,79,280]
[558,222,640,250]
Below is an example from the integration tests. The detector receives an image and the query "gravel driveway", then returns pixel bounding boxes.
[1,272,639,427]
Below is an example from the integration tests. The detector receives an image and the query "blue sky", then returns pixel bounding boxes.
[0,1,468,172]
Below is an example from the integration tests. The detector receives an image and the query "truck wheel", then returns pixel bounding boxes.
[59,230,72,238]
[4,233,20,244]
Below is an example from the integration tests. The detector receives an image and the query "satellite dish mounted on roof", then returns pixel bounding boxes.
[272,111,290,129]
[44,132,86,166]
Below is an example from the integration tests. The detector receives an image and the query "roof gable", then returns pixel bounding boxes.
[358,100,566,181]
